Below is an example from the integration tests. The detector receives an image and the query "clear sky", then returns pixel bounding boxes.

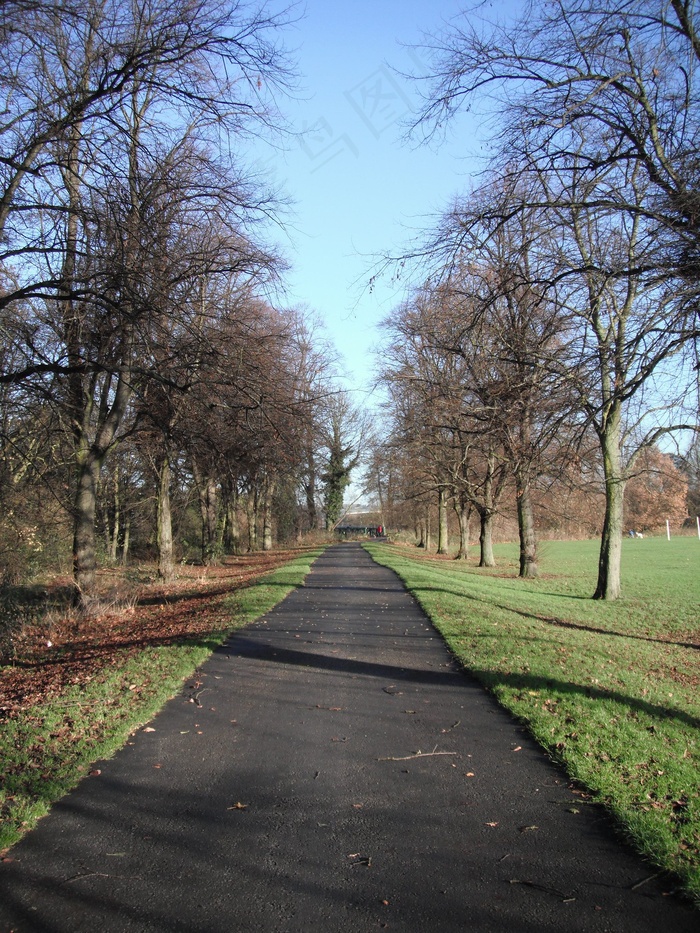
[256,0,514,403]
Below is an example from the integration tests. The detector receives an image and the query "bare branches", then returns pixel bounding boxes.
[379,2,700,597]
[0,0,303,594]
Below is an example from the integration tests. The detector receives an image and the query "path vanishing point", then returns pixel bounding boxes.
[0,543,697,932]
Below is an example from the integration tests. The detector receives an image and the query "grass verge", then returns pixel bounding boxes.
[0,547,324,853]
[365,537,700,904]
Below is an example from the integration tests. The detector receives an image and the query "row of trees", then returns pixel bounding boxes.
[368,436,691,545]
[0,1,367,601]
[374,0,700,599]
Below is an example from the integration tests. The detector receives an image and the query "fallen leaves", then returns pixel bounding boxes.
[227,802,248,810]
[0,552,297,719]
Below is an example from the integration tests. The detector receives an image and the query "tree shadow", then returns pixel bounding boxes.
[409,584,699,652]
[222,633,466,688]
[222,633,700,731]
[491,603,700,652]
[466,664,700,731]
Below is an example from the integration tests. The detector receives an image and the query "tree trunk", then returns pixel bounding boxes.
[416,517,425,548]
[478,507,496,567]
[73,455,101,598]
[478,454,496,567]
[101,501,112,562]
[156,454,174,582]
[63,119,92,601]
[516,468,538,578]
[109,503,120,563]
[454,497,471,560]
[305,448,318,530]
[194,468,219,565]
[121,516,130,566]
[437,486,449,555]
[247,487,259,552]
[107,469,121,564]
[424,513,432,552]
[223,479,241,554]
[262,475,276,551]
[375,467,385,519]
[594,413,626,599]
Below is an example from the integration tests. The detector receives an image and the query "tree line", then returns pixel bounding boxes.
[0,1,367,602]
[3,1,700,606]
[373,0,700,599]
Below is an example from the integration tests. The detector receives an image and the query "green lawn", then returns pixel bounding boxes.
[365,536,700,904]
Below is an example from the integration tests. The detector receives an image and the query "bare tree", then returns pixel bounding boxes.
[411,0,700,273]
[168,296,325,560]
[137,222,283,575]
[0,0,295,257]
[291,310,338,535]
[545,159,696,597]
[379,287,512,566]
[398,2,700,596]
[0,0,297,598]
[442,183,579,577]
[319,392,371,530]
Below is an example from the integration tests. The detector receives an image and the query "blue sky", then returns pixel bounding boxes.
[256,0,514,401]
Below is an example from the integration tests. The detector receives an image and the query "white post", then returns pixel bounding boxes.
[697,516,700,541]
[666,519,671,541]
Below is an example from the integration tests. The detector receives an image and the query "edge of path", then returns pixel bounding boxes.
[362,540,700,911]
[0,546,326,854]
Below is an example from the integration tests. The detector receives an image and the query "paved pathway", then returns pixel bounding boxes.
[0,544,697,931]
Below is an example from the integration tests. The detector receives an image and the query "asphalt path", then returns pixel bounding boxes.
[0,543,697,932]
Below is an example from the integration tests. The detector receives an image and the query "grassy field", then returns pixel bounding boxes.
[0,548,324,852]
[365,536,700,904]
